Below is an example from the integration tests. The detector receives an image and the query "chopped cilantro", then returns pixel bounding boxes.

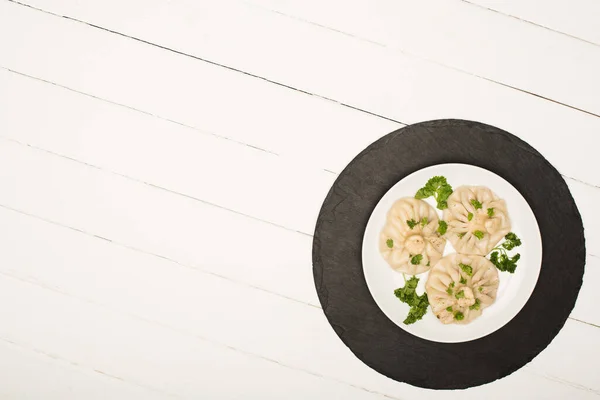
[459,263,473,276]
[459,276,467,284]
[386,238,394,248]
[406,219,418,229]
[446,287,453,295]
[446,306,453,312]
[414,176,453,210]
[393,276,429,325]
[455,290,465,299]
[437,220,448,235]
[454,312,464,321]
[426,261,430,267]
[469,299,481,310]
[421,217,428,227]
[473,230,485,240]
[411,254,423,265]
[467,212,473,221]
[470,199,483,210]
[478,286,484,292]
[487,208,495,217]
[457,232,466,238]
[449,282,455,288]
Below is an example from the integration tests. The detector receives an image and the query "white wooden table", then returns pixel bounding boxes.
[0,0,599,398]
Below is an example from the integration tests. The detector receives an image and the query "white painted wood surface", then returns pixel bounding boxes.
[0,0,598,398]
[466,0,600,46]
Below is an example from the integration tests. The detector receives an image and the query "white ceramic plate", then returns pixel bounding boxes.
[362,164,542,343]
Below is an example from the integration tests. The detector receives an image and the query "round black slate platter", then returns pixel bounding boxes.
[312,119,585,389]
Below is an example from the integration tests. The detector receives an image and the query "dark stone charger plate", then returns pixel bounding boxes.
[312,119,585,389]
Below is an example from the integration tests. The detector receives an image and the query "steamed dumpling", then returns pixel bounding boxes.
[442,186,511,256]
[379,198,446,275]
[425,253,499,324]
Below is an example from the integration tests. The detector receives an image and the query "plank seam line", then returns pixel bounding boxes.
[3,0,403,125]
[0,201,318,309]
[239,0,600,119]
[459,0,600,48]
[0,66,280,157]
[6,0,600,126]
[3,134,600,244]
[5,64,598,193]
[526,369,600,396]
[569,317,600,330]
[0,271,404,400]
[1,66,401,183]
[563,174,600,190]
[0,253,598,397]
[0,201,598,328]
[0,134,311,238]
[0,336,183,398]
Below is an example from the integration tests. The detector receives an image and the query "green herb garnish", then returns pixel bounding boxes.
[459,263,473,276]
[386,238,394,248]
[467,212,473,221]
[406,219,418,229]
[478,286,484,292]
[446,282,454,295]
[487,208,495,217]
[473,230,485,240]
[501,232,522,251]
[455,290,465,299]
[459,276,467,284]
[393,276,429,325]
[490,252,521,273]
[426,261,430,267]
[421,217,428,227]
[414,176,453,210]
[489,232,522,273]
[457,232,466,238]
[411,254,423,265]
[470,199,483,210]
[437,220,447,235]
[446,306,453,312]
[469,299,481,310]
[454,312,464,321]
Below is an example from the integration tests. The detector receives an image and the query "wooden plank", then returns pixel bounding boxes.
[0,340,172,399]
[1,3,597,395]
[12,0,600,120]
[0,69,337,236]
[571,255,600,328]
[0,276,395,400]
[2,67,599,253]
[567,179,600,258]
[2,2,600,188]
[0,138,319,306]
[0,205,598,398]
[228,0,600,115]
[1,69,598,309]
[466,0,600,46]
[527,319,600,392]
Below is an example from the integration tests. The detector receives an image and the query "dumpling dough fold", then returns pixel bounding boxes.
[379,198,446,275]
[443,186,511,256]
[426,253,499,324]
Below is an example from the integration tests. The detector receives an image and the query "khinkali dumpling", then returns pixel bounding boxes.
[425,253,499,324]
[379,198,446,275]
[443,186,511,256]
